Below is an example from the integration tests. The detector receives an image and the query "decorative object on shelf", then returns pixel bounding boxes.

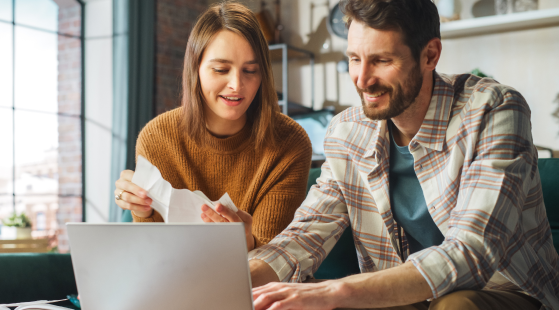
[496,0,538,14]
[495,0,513,14]
[1,212,32,240]
[471,68,492,78]
[256,7,275,43]
[337,59,349,73]
[437,0,462,22]
[327,3,348,39]
[257,0,283,44]
[514,0,538,12]
[472,0,497,17]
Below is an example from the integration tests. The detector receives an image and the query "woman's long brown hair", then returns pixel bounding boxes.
[182,2,279,149]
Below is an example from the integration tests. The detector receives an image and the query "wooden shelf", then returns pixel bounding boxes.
[0,238,49,253]
[440,7,559,38]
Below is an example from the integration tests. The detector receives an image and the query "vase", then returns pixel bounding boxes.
[472,0,496,18]
[437,0,462,21]
[1,226,32,239]
[495,0,513,14]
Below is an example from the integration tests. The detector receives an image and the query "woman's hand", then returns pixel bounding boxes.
[201,204,255,251]
[114,170,153,218]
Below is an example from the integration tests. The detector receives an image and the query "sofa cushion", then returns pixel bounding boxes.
[0,253,77,307]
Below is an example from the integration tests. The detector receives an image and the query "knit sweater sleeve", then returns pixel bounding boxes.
[131,120,165,223]
[251,132,312,247]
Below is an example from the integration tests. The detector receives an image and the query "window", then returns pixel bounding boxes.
[0,0,83,253]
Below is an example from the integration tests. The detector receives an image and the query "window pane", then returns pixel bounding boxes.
[0,22,12,108]
[0,0,12,22]
[0,108,13,195]
[14,193,57,239]
[14,26,58,113]
[15,0,58,32]
[14,110,58,196]
[0,195,14,232]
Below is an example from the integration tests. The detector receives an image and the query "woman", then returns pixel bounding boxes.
[113,2,312,251]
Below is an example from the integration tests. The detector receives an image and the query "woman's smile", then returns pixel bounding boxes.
[219,94,245,106]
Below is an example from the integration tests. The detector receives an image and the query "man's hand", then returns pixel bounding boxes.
[253,281,345,310]
[250,262,432,309]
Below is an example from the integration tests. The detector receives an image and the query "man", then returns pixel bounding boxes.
[246,0,559,309]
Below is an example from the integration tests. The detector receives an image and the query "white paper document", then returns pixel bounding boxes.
[0,299,70,310]
[131,156,238,223]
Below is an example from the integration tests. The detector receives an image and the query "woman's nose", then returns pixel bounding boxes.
[227,71,242,91]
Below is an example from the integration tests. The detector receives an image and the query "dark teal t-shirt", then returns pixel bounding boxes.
[388,122,445,254]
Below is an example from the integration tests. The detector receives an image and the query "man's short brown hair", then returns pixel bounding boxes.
[341,0,441,63]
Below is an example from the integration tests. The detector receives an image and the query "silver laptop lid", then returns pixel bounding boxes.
[67,223,254,310]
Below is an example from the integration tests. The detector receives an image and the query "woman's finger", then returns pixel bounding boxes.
[115,171,148,199]
[115,198,152,213]
[201,213,213,223]
[120,169,135,181]
[215,204,242,222]
[201,204,227,222]
[236,210,253,226]
[115,189,152,206]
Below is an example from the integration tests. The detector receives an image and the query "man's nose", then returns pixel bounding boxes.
[356,64,378,90]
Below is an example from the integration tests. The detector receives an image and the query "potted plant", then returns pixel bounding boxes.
[1,212,32,239]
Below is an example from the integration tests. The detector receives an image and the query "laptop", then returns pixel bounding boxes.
[67,223,254,310]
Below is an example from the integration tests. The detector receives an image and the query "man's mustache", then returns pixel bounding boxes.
[356,84,392,95]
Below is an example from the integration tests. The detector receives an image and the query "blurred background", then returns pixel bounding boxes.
[0,0,558,253]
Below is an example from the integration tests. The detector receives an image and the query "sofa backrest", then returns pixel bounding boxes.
[0,253,77,304]
[538,158,559,253]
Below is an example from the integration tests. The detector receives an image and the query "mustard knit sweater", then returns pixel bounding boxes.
[132,108,312,246]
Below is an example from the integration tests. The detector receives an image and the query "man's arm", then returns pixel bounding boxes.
[252,261,431,310]
[250,259,279,288]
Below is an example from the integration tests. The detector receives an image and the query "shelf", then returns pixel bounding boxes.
[440,7,559,38]
[269,44,314,62]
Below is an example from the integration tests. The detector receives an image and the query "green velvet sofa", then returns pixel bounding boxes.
[1,158,557,305]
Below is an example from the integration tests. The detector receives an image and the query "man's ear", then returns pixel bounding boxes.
[422,38,442,71]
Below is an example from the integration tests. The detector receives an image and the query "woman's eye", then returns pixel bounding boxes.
[244,70,257,74]
[212,68,228,73]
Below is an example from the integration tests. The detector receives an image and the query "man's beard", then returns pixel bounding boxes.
[356,65,423,120]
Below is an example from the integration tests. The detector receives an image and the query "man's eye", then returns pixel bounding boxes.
[378,59,391,64]
[349,58,360,63]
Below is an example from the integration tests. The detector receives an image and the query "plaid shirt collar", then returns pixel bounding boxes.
[364,72,454,160]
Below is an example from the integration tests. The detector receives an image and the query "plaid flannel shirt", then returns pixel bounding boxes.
[249,73,559,309]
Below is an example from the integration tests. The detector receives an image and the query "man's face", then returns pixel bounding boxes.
[347,21,424,120]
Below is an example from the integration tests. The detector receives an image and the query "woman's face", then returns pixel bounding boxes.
[199,30,262,133]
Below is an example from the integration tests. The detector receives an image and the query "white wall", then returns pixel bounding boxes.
[83,0,113,223]
[438,26,559,152]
